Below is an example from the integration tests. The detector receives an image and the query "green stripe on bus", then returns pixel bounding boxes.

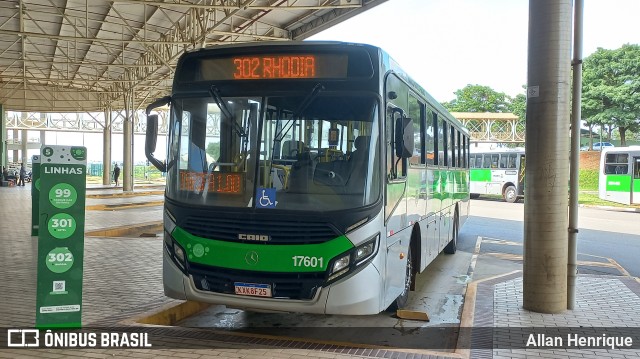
[605,175,632,192]
[171,226,354,272]
[470,169,492,182]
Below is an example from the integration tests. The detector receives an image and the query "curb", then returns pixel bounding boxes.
[126,300,211,326]
[579,204,640,213]
[85,221,163,237]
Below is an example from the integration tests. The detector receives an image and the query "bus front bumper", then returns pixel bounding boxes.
[163,252,383,315]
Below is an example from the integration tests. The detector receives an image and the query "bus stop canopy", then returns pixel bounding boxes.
[0,0,386,112]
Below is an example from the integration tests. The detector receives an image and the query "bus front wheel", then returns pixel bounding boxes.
[503,185,517,203]
[388,246,413,312]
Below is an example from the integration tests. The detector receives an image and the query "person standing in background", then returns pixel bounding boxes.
[113,163,121,186]
[17,163,26,186]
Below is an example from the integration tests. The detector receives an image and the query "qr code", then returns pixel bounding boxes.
[53,280,65,292]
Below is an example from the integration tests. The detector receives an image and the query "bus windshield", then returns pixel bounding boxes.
[166,93,380,212]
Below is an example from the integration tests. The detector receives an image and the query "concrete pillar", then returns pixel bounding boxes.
[103,109,112,185]
[21,129,28,165]
[523,0,572,313]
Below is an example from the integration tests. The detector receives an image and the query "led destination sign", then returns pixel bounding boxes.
[233,55,316,79]
[179,170,243,194]
[199,53,349,81]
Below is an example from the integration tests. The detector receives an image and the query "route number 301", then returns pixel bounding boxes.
[292,256,324,268]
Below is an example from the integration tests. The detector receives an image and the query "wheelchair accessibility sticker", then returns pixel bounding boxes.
[256,188,276,208]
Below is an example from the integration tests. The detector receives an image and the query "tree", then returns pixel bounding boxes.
[443,84,511,113]
[582,44,640,146]
[509,91,527,122]
[206,142,220,160]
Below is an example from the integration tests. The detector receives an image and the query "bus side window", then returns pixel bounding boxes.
[426,109,435,165]
[408,95,424,166]
[615,165,627,174]
[450,125,456,168]
[507,154,516,168]
[491,154,499,168]
[469,154,476,168]
[482,154,490,168]
[499,154,507,169]
[604,153,629,174]
[441,119,448,166]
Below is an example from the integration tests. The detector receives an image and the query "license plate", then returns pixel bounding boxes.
[234,282,272,297]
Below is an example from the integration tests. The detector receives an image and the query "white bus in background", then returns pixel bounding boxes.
[599,146,640,205]
[469,148,525,203]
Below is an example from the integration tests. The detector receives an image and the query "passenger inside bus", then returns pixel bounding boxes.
[615,165,628,174]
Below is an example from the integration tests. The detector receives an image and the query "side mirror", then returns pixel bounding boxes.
[146,114,159,156]
[145,96,171,172]
[395,116,414,159]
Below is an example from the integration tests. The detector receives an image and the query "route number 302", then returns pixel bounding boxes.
[292,256,324,268]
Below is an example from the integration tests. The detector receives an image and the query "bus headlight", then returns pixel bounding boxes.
[354,237,377,265]
[326,234,379,283]
[331,255,350,273]
[174,243,186,264]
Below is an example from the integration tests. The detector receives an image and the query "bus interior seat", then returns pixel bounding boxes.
[282,140,307,159]
[313,160,350,188]
[286,150,316,192]
[345,135,370,192]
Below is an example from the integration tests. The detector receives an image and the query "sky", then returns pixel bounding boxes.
[9,0,640,164]
[309,0,640,102]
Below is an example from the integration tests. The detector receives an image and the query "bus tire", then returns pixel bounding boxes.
[444,210,458,254]
[504,185,517,203]
[387,245,413,312]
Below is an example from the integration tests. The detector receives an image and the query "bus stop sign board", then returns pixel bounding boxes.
[35,145,87,329]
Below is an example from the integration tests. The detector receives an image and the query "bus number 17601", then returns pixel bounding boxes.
[292,256,324,268]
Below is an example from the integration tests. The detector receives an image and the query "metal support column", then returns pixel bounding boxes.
[103,109,112,186]
[123,91,134,192]
[0,104,5,168]
[21,129,28,165]
[568,0,584,310]
[39,113,46,146]
[523,0,572,313]
[12,129,18,162]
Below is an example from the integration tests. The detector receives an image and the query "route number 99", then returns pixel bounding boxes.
[55,188,72,198]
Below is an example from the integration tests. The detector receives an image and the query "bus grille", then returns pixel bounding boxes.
[182,216,339,244]
[189,263,324,300]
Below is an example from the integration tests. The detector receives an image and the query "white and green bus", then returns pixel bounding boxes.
[469,149,525,203]
[144,42,470,315]
[599,146,640,205]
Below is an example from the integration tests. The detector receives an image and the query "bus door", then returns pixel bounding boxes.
[518,154,526,196]
[633,157,640,204]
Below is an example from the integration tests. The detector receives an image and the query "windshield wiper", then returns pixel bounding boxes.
[293,83,324,118]
[273,83,324,143]
[209,85,247,137]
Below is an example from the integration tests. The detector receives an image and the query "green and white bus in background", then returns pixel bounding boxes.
[144,42,470,315]
[599,146,640,205]
[469,148,525,203]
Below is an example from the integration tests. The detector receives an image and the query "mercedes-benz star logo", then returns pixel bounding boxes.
[245,251,259,266]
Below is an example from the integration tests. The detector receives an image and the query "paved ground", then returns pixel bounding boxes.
[0,184,639,358]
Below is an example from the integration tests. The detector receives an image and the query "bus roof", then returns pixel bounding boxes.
[470,147,525,154]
